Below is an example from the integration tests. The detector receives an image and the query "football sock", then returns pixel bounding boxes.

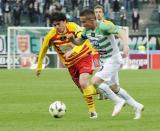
[83,85,96,112]
[98,83,122,104]
[117,88,139,108]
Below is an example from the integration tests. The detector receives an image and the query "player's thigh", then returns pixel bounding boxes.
[95,62,120,82]
[78,54,93,88]
[91,75,104,87]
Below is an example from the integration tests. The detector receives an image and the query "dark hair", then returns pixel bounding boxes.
[80,9,95,18]
[50,12,67,23]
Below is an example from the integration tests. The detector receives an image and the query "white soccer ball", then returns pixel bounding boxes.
[49,101,66,118]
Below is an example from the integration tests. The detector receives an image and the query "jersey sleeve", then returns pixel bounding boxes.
[69,22,83,38]
[71,24,87,53]
[81,29,88,40]
[100,21,121,35]
[75,25,83,38]
[103,20,114,26]
[36,29,56,71]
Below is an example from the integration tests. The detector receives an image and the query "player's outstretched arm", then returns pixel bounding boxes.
[67,34,86,45]
[117,29,130,58]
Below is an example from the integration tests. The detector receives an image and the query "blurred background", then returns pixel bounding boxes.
[0,0,160,69]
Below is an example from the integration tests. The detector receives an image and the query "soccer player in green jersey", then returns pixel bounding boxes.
[93,5,144,119]
[68,8,144,119]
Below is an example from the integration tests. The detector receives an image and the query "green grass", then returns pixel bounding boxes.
[0,69,160,131]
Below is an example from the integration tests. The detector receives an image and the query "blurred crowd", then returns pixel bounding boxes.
[0,0,159,31]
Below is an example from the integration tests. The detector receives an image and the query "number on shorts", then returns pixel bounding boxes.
[98,65,104,72]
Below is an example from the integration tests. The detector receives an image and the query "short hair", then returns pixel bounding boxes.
[50,12,67,23]
[94,5,104,11]
[80,9,96,19]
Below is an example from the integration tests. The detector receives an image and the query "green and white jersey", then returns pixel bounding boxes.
[82,21,121,61]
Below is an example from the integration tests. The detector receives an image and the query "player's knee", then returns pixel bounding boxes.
[79,74,90,89]
[110,84,120,93]
[91,76,103,88]
[79,81,88,89]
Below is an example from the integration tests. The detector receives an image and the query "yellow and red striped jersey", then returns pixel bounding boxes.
[36,22,93,70]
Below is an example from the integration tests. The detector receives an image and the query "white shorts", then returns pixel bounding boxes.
[95,53,124,86]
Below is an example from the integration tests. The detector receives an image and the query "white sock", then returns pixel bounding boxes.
[98,83,122,104]
[117,88,139,108]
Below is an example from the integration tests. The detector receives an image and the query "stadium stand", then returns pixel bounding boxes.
[0,0,160,35]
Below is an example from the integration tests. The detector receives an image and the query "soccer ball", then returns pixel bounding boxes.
[49,101,66,118]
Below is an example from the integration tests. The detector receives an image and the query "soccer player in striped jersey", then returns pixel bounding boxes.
[94,5,114,100]
[94,5,144,119]
[69,8,144,119]
[94,5,114,25]
[36,12,97,118]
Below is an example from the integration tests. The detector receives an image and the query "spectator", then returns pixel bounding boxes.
[124,0,131,11]
[39,2,44,24]
[44,9,50,27]
[0,0,3,25]
[13,2,22,26]
[133,0,139,9]
[110,8,115,23]
[138,44,146,53]
[158,4,160,24]
[149,0,156,5]
[104,0,111,20]
[132,8,140,32]
[71,0,79,10]
[28,3,35,23]
[83,0,90,8]
[0,7,3,25]
[113,0,120,13]
[73,6,80,24]
[3,1,11,25]
[120,6,127,26]
[21,0,28,14]
[34,1,44,24]
[59,0,65,7]
[54,1,63,12]
[48,3,56,14]
[97,0,104,5]
[124,0,136,11]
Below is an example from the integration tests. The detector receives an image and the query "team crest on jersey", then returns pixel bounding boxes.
[91,32,95,37]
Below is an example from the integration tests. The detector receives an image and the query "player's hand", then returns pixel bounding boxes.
[36,70,41,77]
[66,34,75,41]
[122,45,130,58]
[64,50,74,59]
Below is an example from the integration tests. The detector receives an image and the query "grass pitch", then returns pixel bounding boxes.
[0,69,160,131]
